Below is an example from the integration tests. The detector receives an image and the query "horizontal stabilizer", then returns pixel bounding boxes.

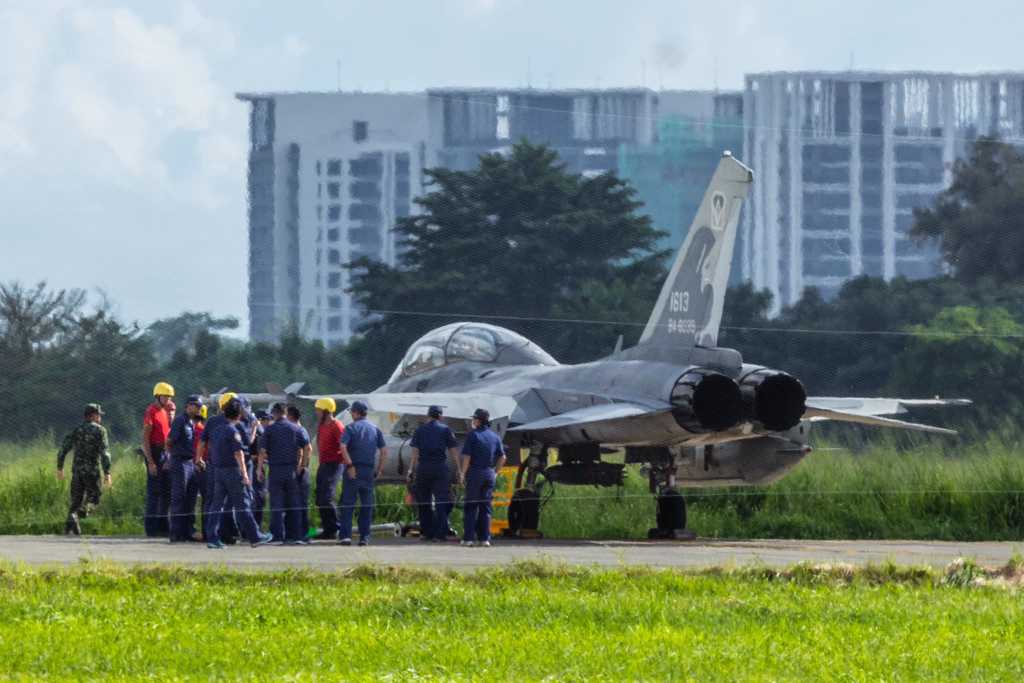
[803,406,958,436]
[806,397,971,417]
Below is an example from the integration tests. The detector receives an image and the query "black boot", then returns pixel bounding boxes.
[65,513,81,536]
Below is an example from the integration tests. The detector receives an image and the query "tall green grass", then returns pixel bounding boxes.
[2,437,1023,539]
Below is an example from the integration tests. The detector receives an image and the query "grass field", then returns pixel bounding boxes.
[0,561,1021,680]
[2,435,1024,540]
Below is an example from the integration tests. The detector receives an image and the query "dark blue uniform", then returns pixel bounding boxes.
[338,418,385,542]
[167,413,198,541]
[239,413,267,527]
[259,419,309,542]
[460,427,505,543]
[204,422,262,544]
[201,414,236,542]
[411,420,457,540]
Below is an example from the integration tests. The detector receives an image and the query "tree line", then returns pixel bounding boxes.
[1,138,1021,442]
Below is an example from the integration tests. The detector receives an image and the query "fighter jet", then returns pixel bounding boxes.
[306,153,969,538]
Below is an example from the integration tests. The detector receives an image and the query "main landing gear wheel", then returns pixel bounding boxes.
[647,488,695,540]
[646,453,697,541]
[504,450,545,539]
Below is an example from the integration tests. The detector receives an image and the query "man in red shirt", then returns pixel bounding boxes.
[313,398,349,540]
[142,381,174,537]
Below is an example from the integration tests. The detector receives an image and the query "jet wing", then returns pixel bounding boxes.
[507,402,680,445]
[299,392,519,422]
[803,397,970,437]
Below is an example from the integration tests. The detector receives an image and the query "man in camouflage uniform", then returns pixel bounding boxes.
[56,403,112,535]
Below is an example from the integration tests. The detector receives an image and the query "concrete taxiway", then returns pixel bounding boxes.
[1,535,1020,570]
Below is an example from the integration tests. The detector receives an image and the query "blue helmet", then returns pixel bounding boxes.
[428,405,443,418]
[350,400,369,415]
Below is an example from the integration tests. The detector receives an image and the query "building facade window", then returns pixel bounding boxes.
[353,120,368,142]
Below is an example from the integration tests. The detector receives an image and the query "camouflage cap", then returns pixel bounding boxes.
[84,403,104,417]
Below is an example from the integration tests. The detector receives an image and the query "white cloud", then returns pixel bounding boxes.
[176,0,237,55]
[2,3,246,199]
[0,4,62,163]
[283,34,308,58]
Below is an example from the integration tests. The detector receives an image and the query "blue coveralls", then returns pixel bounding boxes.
[260,418,309,542]
[337,418,385,543]
[411,419,457,540]
[461,426,505,543]
[166,413,198,541]
[201,414,237,543]
[238,411,265,527]
[204,422,262,544]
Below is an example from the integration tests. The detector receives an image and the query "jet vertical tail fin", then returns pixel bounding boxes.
[637,153,753,349]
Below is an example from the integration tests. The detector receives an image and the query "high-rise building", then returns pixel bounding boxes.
[430,88,656,175]
[618,91,743,265]
[235,92,438,344]
[741,71,1024,312]
[237,88,673,345]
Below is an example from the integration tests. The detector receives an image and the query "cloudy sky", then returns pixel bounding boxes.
[2,0,1022,336]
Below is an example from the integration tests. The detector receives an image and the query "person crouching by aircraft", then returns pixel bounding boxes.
[258,403,309,544]
[287,405,313,539]
[407,405,460,542]
[313,398,347,540]
[337,400,387,546]
[204,398,273,549]
[166,395,203,543]
[459,408,506,547]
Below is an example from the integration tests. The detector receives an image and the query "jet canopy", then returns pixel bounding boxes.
[389,322,558,382]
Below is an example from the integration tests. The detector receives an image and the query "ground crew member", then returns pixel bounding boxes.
[459,408,506,547]
[241,401,267,527]
[204,398,272,549]
[258,403,309,544]
[287,405,313,538]
[313,398,347,540]
[192,403,208,538]
[198,392,238,544]
[408,405,460,542]
[56,404,112,535]
[337,400,387,546]
[166,395,202,543]
[142,382,174,537]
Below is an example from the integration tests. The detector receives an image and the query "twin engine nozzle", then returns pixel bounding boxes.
[670,367,806,433]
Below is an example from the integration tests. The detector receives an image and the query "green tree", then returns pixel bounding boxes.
[145,312,239,364]
[346,140,669,384]
[913,136,1024,284]
[889,306,1024,425]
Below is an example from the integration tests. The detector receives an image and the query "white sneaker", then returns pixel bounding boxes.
[460,540,475,547]
[479,540,491,547]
